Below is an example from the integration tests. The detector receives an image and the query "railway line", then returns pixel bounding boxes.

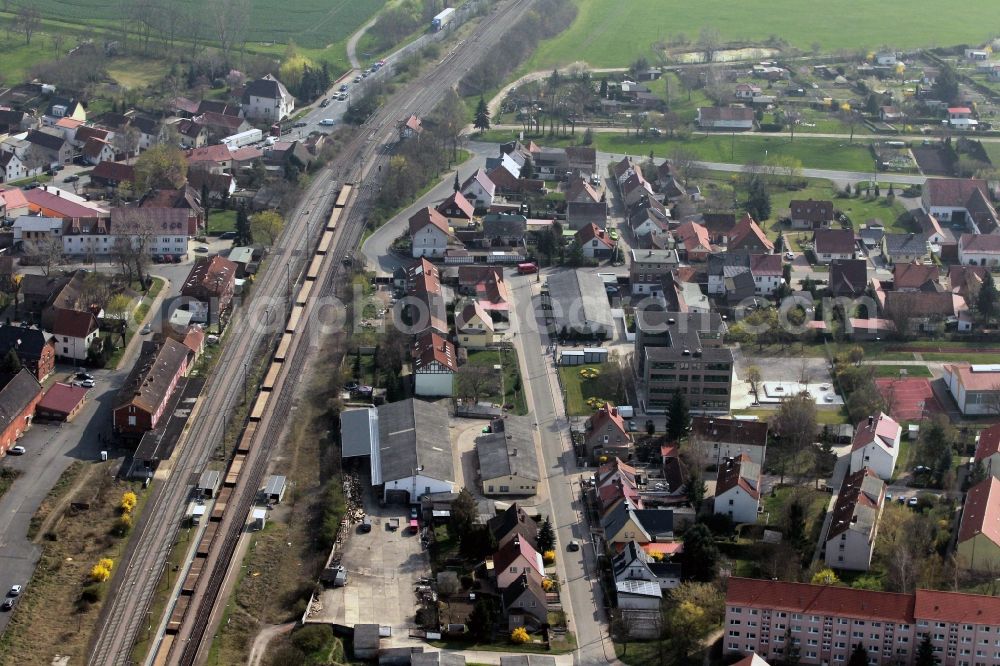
[87,0,539,663]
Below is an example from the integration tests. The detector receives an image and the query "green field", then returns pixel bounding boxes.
[528,0,1000,70]
[873,365,932,378]
[768,181,909,235]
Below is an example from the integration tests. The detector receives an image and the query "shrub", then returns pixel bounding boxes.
[99,558,113,571]
[542,578,558,592]
[291,624,333,655]
[542,550,556,564]
[90,563,111,582]
[120,491,137,513]
[112,514,133,537]
[511,627,530,644]
[80,584,104,604]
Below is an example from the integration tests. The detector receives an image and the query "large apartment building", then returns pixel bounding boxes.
[725,577,1000,666]
[636,310,733,414]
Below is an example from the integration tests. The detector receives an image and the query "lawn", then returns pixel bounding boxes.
[481,129,879,172]
[206,209,238,235]
[765,181,909,238]
[732,407,849,426]
[873,365,932,378]
[558,363,627,416]
[761,486,829,531]
[464,349,528,415]
[106,57,171,88]
[527,0,1000,70]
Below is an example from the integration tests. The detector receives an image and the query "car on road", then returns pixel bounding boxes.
[824,394,835,402]
[567,540,580,552]
[907,497,920,508]
[292,121,308,128]
[319,119,336,126]
[337,93,347,101]
[8,585,22,597]
[320,98,330,107]
[140,324,152,335]
[628,420,637,432]
[75,372,93,381]
[63,174,80,183]
[362,71,369,78]
[339,84,349,92]
[195,245,209,253]
[219,231,237,239]
[1,599,14,611]
[607,227,619,241]
[354,75,362,82]
[9,446,25,455]
[784,251,795,261]
[409,507,419,520]
[75,379,96,388]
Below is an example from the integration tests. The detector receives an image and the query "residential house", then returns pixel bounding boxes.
[615,579,662,614]
[592,458,642,516]
[565,177,601,204]
[461,169,496,209]
[674,221,714,262]
[893,262,941,292]
[728,214,774,254]
[583,404,632,461]
[636,309,733,414]
[723,578,1000,665]
[243,74,295,122]
[493,536,544,589]
[180,255,238,325]
[958,233,1000,267]
[789,199,834,230]
[84,208,191,259]
[566,201,609,231]
[707,251,752,300]
[948,264,987,300]
[113,338,190,440]
[25,129,73,166]
[12,214,63,246]
[813,229,856,264]
[531,147,569,178]
[488,503,538,549]
[575,222,615,259]
[620,171,655,208]
[476,416,539,496]
[174,118,209,149]
[879,106,904,121]
[629,248,681,296]
[0,369,43,456]
[541,270,613,339]
[944,364,1000,416]
[482,213,527,246]
[376,398,455,503]
[436,190,475,225]
[690,416,768,467]
[0,151,25,183]
[882,291,968,333]
[829,259,869,298]
[714,454,761,524]
[735,83,763,100]
[696,107,755,130]
[848,412,902,480]
[749,254,783,296]
[565,146,597,176]
[612,540,681,590]
[881,233,931,265]
[921,178,997,231]
[25,187,108,221]
[601,501,675,545]
[659,445,689,499]
[89,161,135,190]
[456,300,495,349]
[0,324,55,381]
[957,476,1000,571]
[186,171,235,205]
[82,138,115,166]
[51,309,99,361]
[42,98,85,126]
[825,467,885,571]
[947,106,978,129]
[502,573,548,627]
[412,331,457,396]
[628,197,670,239]
[409,207,454,259]
[973,423,1000,477]
[186,144,234,174]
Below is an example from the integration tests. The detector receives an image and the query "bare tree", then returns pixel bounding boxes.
[25,237,65,277]
[111,209,154,285]
[697,27,722,63]
[455,364,493,404]
[210,0,251,62]
[669,147,700,186]
[51,31,65,56]
[746,365,762,404]
[15,6,40,45]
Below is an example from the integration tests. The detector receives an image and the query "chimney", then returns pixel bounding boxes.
[868,415,874,428]
[512,448,517,457]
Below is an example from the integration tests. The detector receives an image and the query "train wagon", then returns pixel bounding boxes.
[249,391,270,422]
[166,597,191,634]
[334,184,353,208]
[261,363,281,392]
[286,306,304,334]
[306,255,323,281]
[224,454,246,488]
[211,486,233,521]
[326,207,342,232]
[181,568,201,596]
[296,281,313,306]
[196,522,219,557]
[237,422,257,453]
[274,332,294,362]
[153,634,175,666]
[317,230,335,255]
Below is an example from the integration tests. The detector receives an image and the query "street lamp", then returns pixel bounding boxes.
[286,262,291,302]
[243,361,248,405]
[412,465,424,503]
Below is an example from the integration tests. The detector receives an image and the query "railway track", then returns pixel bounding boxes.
[88,1,539,663]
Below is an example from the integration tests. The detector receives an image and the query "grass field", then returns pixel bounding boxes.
[766,182,909,237]
[873,365,932,378]
[527,0,1000,70]
[465,349,528,415]
[558,363,627,416]
[206,209,238,235]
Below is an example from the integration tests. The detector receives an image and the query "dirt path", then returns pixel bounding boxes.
[346,15,378,70]
[30,462,94,544]
[247,621,296,666]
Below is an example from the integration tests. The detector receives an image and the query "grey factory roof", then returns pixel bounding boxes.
[475,416,539,483]
[341,407,379,459]
[544,269,613,336]
[377,399,453,487]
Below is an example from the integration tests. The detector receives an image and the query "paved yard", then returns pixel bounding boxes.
[310,489,430,639]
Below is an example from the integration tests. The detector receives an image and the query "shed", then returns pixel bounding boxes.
[354,624,381,659]
[263,475,287,503]
[583,347,608,364]
[251,507,267,530]
[35,382,87,421]
[560,350,585,366]
[186,502,207,525]
[196,470,221,498]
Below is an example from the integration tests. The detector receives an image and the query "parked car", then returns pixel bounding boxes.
[320,98,330,107]
[219,231,237,239]
[9,446,25,455]
[567,540,580,552]
[339,84,349,92]
[1,599,14,611]
[140,324,152,335]
[319,119,336,126]
[360,516,372,533]
[784,251,795,261]
[628,420,637,432]
[8,585,22,597]
[195,246,209,253]
[75,372,93,380]
[292,121,308,128]
[63,174,80,183]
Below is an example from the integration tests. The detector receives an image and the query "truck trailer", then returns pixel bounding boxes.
[221,128,263,148]
[431,7,455,30]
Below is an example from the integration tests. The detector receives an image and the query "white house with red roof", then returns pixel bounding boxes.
[460,168,496,209]
[583,404,633,461]
[52,309,100,361]
[412,331,456,397]
[944,364,1000,416]
[493,535,545,589]
[825,467,885,571]
[575,222,615,259]
[974,423,1000,478]
[957,476,1000,570]
[947,106,977,129]
[714,454,761,524]
[959,233,1000,267]
[921,178,993,226]
[848,412,901,480]
[435,190,475,224]
[408,207,454,259]
[724,577,1000,665]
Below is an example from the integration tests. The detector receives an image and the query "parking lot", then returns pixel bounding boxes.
[310,485,430,637]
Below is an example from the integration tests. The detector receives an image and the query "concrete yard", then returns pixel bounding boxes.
[309,492,430,640]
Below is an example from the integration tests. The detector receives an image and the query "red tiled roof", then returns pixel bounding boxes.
[749,253,782,276]
[945,364,1000,392]
[914,588,1000,626]
[91,161,135,183]
[52,308,97,338]
[958,476,1000,546]
[412,331,456,372]
[493,536,543,577]
[587,404,630,439]
[437,190,475,220]
[960,233,1000,254]
[715,453,760,500]
[729,214,774,252]
[726,577,914,623]
[0,188,29,210]
[826,467,883,540]
[25,189,105,219]
[893,262,940,290]
[790,199,834,223]
[576,222,613,248]
[675,221,712,253]
[181,255,237,297]
[691,416,768,447]
[975,424,1000,462]
[186,144,232,164]
[851,412,900,452]
[37,382,88,416]
[925,178,988,208]
[814,228,856,254]
[408,207,451,236]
